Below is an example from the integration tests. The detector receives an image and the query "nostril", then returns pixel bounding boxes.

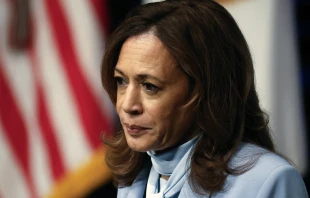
[125,109,142,116]
[131,110,140,115]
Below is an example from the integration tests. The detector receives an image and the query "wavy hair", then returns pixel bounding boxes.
[101,0,275,194]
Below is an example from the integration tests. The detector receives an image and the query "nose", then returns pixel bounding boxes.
[121,86,143,115]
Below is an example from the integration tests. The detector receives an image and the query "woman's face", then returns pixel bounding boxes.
[114,32,194,152]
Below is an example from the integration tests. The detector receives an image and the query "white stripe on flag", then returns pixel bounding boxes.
[0,51,53,197]
[60,0,115,120]
[32,0,92,170]
[0,123,31,198]
[0,3,53,195]
[0,0,113,197]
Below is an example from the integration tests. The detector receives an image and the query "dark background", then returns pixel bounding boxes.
[86,0,310,197]
[296,0,310,192]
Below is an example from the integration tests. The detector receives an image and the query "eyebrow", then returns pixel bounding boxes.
[114,68,127,77]
[114,67,165,84]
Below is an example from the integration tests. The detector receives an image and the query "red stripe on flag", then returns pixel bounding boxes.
[0,64,37,198]
[89,0,110,34]
[28,46,66,180]
[37,84,66,179]
[43,0,111,148]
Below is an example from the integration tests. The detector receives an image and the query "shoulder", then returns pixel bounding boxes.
[213,143,308,197]
[180,143,308,198]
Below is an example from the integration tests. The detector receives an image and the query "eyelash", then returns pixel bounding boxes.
[142,82,159,94]
[114,76,160,94]
[115,77,127,88]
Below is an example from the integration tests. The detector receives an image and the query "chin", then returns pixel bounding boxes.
[126,138,149,152]
[125,134,155,152]
[128,144,149,152]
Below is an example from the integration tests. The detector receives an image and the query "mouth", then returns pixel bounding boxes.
[123,123,150,135]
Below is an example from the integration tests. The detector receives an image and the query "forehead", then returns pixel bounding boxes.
[121,33,165,61]
[116,32,179,78]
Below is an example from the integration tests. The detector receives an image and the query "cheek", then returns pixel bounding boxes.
[146,103,180,130]
[146,103,170,119]
[115,105,120,117]
[115,102,121,114]
[115,94,122,114]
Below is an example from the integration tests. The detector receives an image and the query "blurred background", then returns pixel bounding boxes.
[0,0,309,197]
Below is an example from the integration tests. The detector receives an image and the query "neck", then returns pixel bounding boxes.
[156,127,199,155]
[147,136,199,176]
[161,175,169,180]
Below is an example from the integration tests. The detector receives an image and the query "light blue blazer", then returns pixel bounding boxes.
[118,143,308,198]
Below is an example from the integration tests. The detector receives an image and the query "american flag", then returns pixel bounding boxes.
[0,0,114,197]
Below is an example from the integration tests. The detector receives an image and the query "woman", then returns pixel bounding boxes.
[101,0,308,197]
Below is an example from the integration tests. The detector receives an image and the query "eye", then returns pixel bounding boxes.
[114,76,127,88]
[142,82,159,94]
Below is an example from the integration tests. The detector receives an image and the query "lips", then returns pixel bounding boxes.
[123,123,150,135]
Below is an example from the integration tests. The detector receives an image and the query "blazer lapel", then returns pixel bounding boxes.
[118,166,150,198]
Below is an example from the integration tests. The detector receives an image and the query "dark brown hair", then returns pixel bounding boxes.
[101,0,275,194]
